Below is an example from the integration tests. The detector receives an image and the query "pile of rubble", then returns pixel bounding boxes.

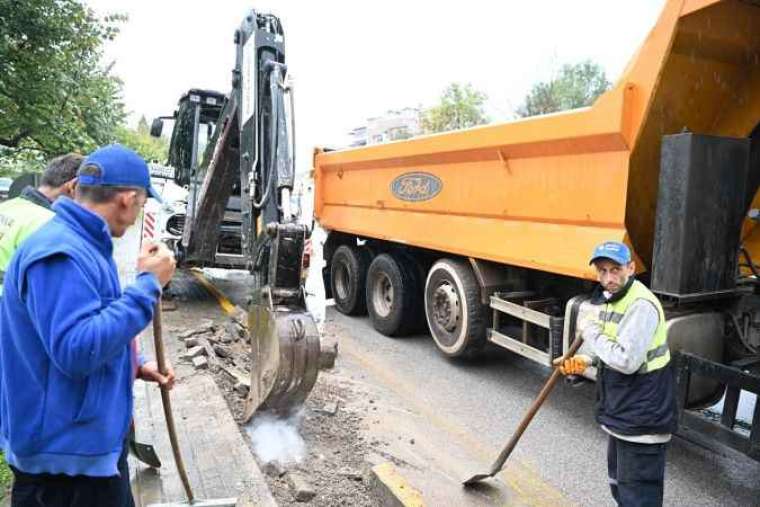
[173,308,338,421]
[176,310,253,400]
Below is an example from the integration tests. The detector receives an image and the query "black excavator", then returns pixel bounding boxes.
[150,11,319,420]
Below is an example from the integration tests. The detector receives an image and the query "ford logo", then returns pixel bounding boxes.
[391,172,442,202]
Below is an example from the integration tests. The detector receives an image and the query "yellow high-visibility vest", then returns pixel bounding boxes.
[598,280,669,374]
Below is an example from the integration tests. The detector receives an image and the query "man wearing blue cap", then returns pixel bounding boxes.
[0,144,176,506]
[555,241,676,507]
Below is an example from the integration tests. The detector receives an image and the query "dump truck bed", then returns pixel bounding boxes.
[314,0,760,280]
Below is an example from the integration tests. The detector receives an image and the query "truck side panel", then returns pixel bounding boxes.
[316,147,630,280]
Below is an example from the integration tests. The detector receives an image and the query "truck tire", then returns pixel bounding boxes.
[394,251,428,333]
[425,259,487,357]
[366,253,422,336]
[331,245,370,315]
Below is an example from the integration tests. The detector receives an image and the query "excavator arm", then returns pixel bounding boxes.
[154,11,320,419]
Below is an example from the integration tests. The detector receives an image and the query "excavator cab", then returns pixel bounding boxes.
[166,89,225,188]
[151,90,248,268]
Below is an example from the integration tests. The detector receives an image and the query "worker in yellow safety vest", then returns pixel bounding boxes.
[555,241,677,507]
[0,153,82,295]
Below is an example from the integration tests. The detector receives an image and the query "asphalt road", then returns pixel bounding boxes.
[199,265,760,506]
[329,308,760,507]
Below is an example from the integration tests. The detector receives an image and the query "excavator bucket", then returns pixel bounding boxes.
[242,223,321,420]
[243,294,321,420]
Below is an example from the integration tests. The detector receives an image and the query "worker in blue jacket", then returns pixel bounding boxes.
[0,144,177,507]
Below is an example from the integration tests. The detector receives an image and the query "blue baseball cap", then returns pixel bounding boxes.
[79,144,162,202]
[590,241,632,266]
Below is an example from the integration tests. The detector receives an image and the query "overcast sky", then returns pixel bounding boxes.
[87,0,665,173]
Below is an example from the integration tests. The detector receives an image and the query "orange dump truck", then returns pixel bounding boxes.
[314,0,760,460]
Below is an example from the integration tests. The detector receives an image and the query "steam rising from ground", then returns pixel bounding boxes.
[246,410,306,465]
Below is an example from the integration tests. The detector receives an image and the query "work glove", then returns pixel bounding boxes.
[552,354,592,376]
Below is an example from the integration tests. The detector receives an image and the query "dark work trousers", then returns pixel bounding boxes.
[607,435,667,507]
[10,442,134,507]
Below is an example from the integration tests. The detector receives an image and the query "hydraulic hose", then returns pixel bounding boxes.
[251,63,281,210]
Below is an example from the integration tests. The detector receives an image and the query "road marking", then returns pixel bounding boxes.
[189,269,238,316]
[371,462,425,507]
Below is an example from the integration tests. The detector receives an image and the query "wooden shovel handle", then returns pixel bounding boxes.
[488,335,585,475]
[152,302,195,503]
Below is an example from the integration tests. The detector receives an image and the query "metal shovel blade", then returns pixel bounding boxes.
[463,472,496,486]
[128,424,161,468]
[128,439,161,468]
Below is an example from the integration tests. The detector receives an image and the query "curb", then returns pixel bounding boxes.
[370,462,425,507]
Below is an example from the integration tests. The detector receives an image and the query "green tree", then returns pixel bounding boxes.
[421,83,489,134]
[0,0,127,175]
[0,453,8,501]
[116,116,169,163]
[517,60,611,118]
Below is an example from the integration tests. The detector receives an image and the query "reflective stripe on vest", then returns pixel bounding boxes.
[600,280,669,374]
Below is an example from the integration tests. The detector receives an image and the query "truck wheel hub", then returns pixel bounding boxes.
[334,263,350,301]
[433,283,460,331]
[372,273,394,317]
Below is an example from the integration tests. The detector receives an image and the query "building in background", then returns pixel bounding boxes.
[347,107,422,147]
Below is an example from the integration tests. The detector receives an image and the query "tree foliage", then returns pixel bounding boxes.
[517,60,611,118]
[421,83,489,134]
[0,0,127,175]
[115,116,168,164]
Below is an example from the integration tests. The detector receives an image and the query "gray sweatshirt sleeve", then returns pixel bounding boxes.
[581,299,660,375]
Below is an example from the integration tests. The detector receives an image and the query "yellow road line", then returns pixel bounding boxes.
[189,268,238,316]
[371,462,425,507]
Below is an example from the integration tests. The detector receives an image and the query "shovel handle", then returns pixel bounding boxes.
[153,302,195,503]
[153,302,168,374]
[488,335,585,475]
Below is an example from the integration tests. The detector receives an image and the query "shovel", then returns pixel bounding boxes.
[463,335,584,486]
[149,301,238,507]
[128,423,161,468]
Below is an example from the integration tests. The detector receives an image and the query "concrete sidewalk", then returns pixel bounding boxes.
[130,304,275,507]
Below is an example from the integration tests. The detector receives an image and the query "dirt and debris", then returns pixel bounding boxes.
[288,472,317,502]
[249,375,376,506]
[191,356,209,369]
[319,339,338,370]
[172,311,376,506]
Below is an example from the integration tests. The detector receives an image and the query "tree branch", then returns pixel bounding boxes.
[0,129,31,148]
